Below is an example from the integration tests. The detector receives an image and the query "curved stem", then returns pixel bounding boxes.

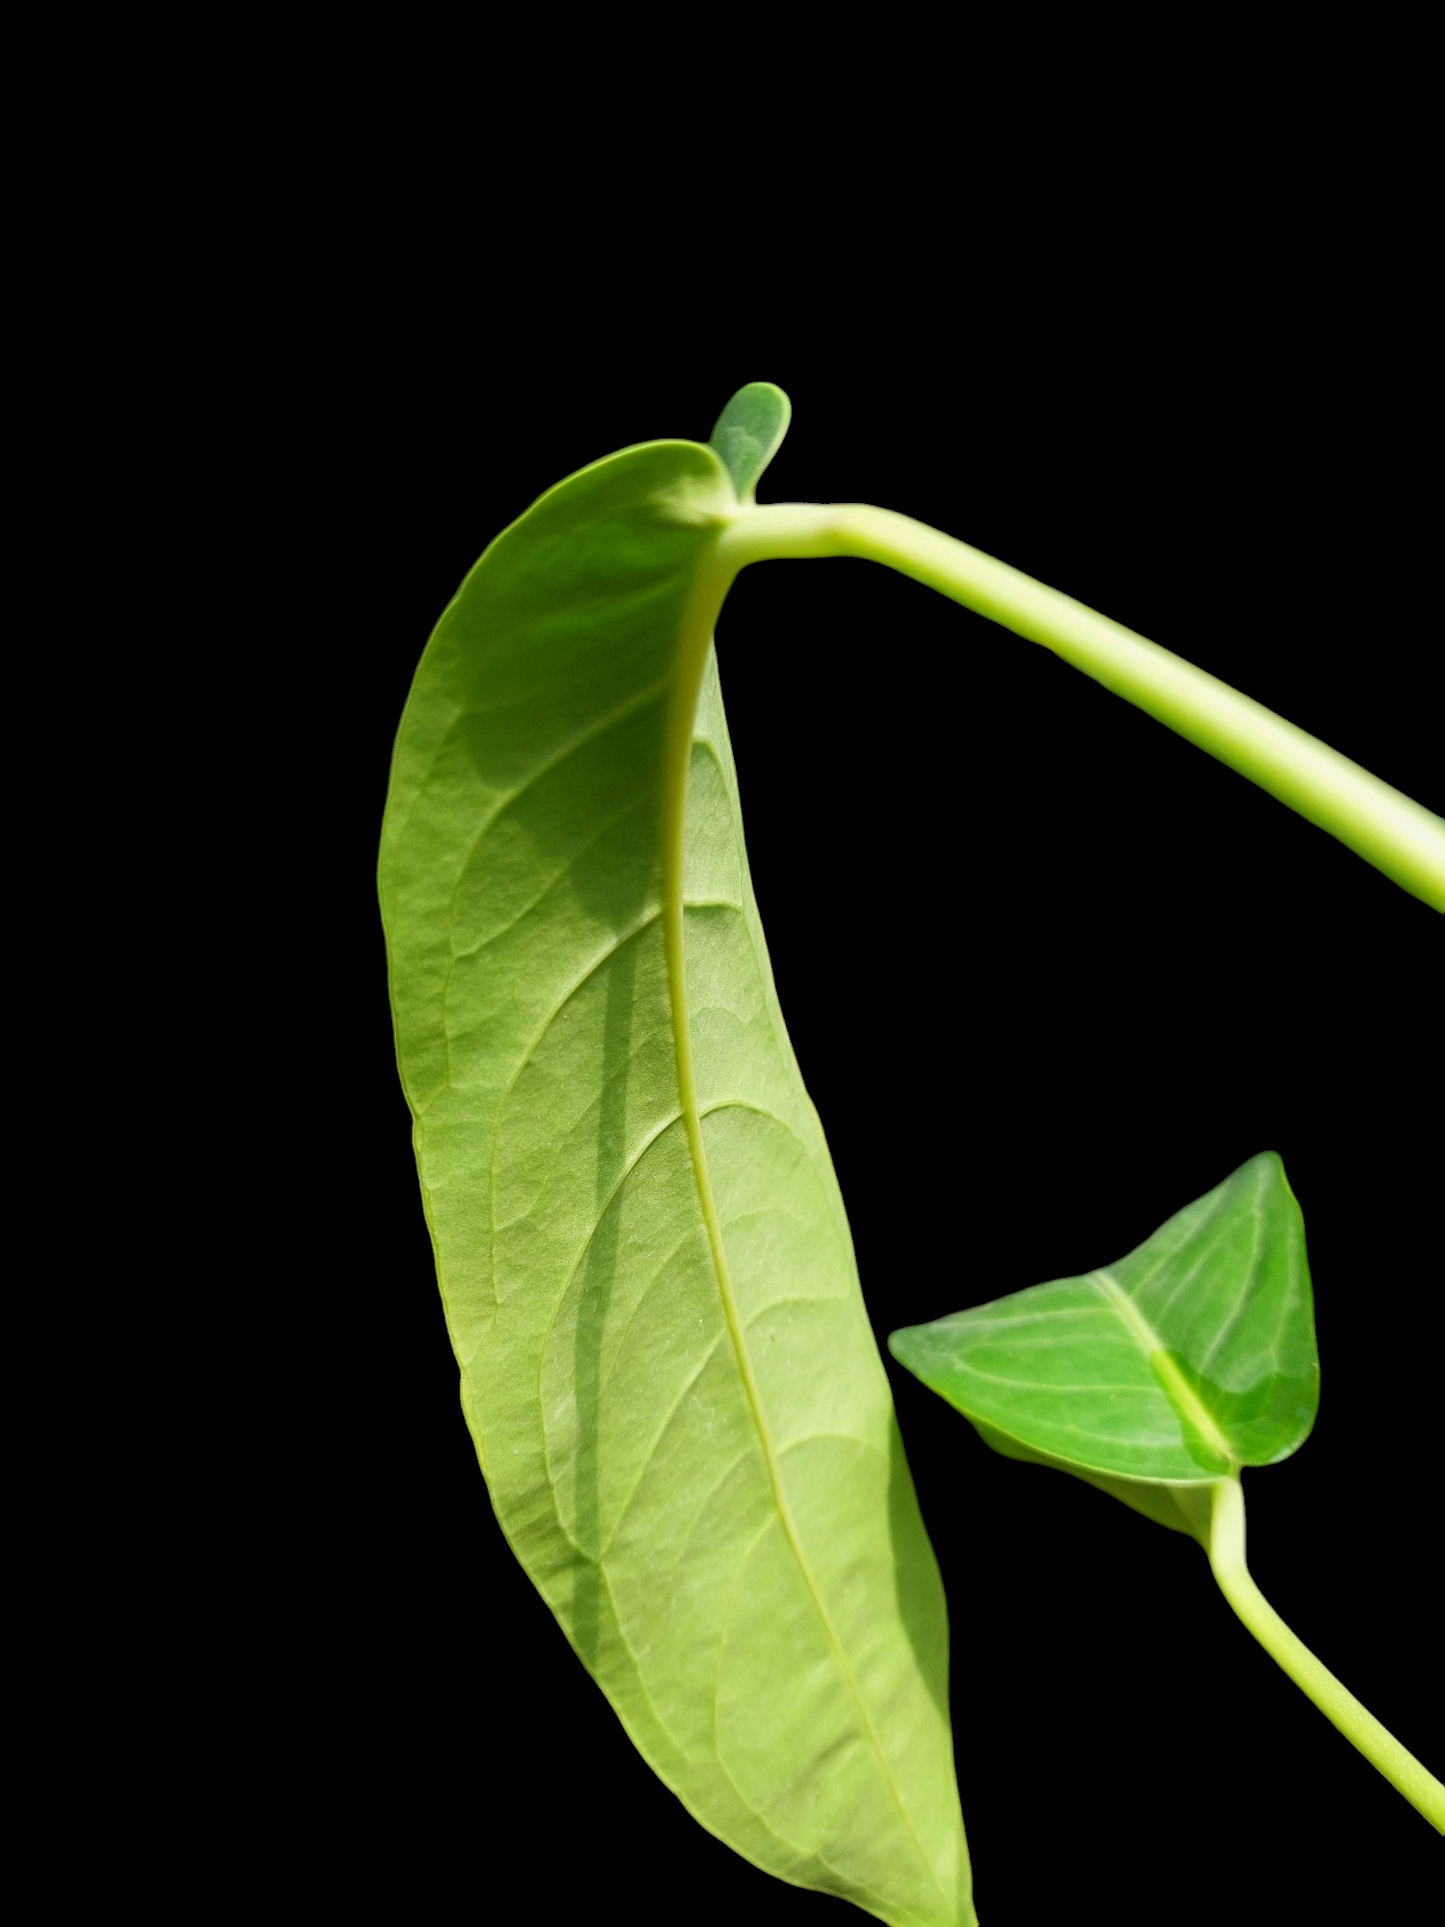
[1205,1476,1444,1830]
[714,503,1445,911]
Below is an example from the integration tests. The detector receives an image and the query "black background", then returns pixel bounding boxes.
[276,242,1441,1923]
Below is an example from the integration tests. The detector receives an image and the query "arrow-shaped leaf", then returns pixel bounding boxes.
[889,1152,1319,1535]
[890,1155,1445,1831]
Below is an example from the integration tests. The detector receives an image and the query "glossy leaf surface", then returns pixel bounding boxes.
[380,425,972,1925]
[890,1153,1318,1535]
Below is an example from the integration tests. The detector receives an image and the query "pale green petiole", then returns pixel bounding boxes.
[1206,1476,1445,1832]
[713,504,1445,912]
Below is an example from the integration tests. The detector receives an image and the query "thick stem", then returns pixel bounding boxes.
[714,504,1445,911]
[1205,1476,1444,1831]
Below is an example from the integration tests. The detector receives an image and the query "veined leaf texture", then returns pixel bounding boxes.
[379,432,974,1926]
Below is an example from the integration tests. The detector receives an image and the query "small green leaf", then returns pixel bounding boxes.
[708,381,791,502]
[889,1153,1319,1535]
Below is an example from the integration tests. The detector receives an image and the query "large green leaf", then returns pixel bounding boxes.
[380,422,973,1925]
[889,1153,1319,1539]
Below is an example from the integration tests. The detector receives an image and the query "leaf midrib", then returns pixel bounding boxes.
[1090,1270,1237,1467]
[660,555,952,1912]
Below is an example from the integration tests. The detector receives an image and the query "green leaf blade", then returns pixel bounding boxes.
[381,436,972,1925]
[895,1278,1215,1481]
[889,1152,1319,1500]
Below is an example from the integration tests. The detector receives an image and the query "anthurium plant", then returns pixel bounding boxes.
[379,384,1442,1925]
